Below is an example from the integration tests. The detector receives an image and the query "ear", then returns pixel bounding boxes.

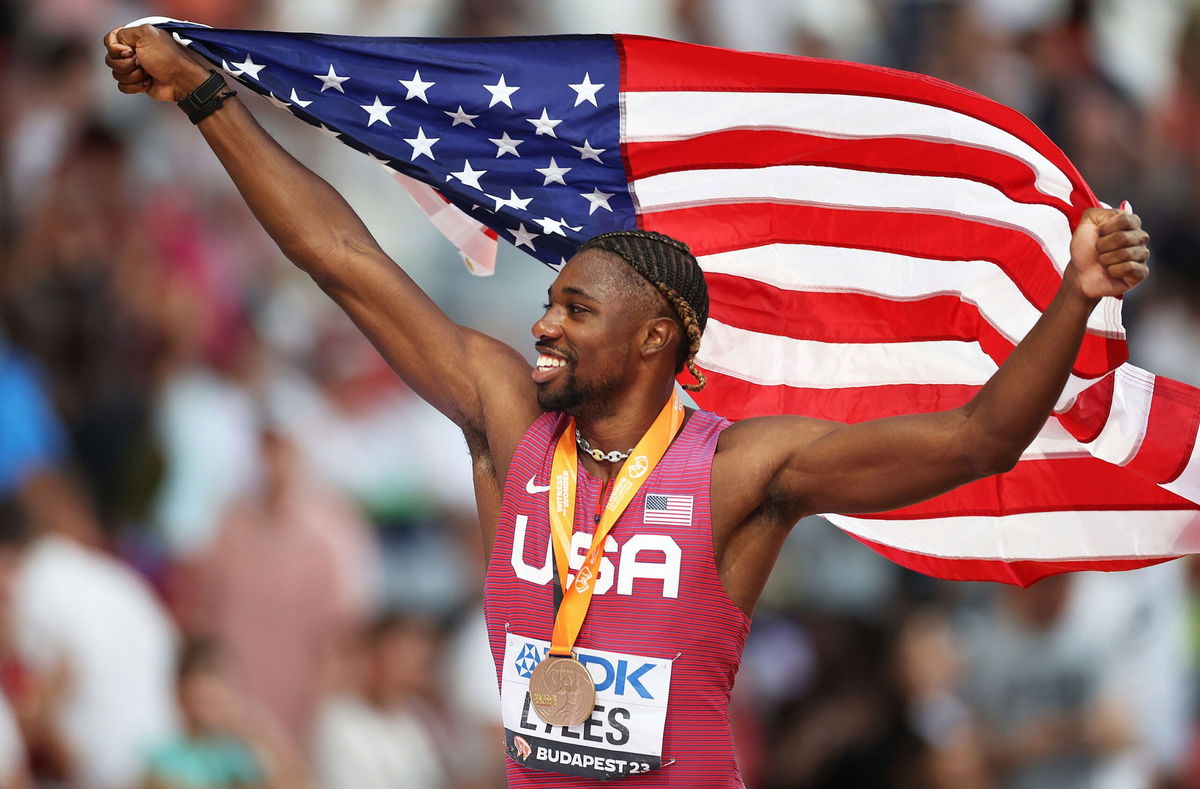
[638,316,678,360]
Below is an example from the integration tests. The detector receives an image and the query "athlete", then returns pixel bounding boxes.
[105,23,1150,788]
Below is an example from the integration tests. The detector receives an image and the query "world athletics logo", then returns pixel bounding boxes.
[514,643,543,678]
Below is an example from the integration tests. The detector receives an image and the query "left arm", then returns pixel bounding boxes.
[719,206,1149,522]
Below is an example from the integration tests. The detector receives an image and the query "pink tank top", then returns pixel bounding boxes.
[484,409,751,787]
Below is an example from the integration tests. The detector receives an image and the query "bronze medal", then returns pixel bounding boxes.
[528,654,596,727]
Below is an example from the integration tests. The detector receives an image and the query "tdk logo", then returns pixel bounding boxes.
[514,643,543,678]
[579,654,656,700]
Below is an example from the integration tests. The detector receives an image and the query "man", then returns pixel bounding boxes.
[104,24,1150,788]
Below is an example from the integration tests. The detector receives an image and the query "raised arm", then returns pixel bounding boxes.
[103,25,539,452]
[718,206,1149,524]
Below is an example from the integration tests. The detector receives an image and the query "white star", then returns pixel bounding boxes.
[314,65,350,93]
[489,132,524,158]
[580,187,614,214]
[571,139,606,162]
[534,217,567,236]
[526,108,562,137]
[450,160,487,190]
[318,124,341,139]
[535,157,572,186]
[444,106,478,127]
[560,218,583,232]
[172,32,192,47]
[289,89,312,108]
[404,127,440,160]
[360,96,395,127]
[230,55,265,80]
[487,190,533,212]
[568,73,605,107]
[483,74,520,108]
[399,70,435,102]
[265,92,289,110]
[509,223,538,250]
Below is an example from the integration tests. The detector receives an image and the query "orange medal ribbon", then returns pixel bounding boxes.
[546,391,685,657]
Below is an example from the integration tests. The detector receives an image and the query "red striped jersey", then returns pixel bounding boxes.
[485,409,750,787]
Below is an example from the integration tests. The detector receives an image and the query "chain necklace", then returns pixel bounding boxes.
[575,429,635,463]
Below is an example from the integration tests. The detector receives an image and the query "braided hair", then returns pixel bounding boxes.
[578,230,708,392]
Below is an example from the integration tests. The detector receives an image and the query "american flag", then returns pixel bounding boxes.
[148,20,1200,586]
[644,494,694,527]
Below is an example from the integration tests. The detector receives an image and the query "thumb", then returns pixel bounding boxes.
[115,23,156,50]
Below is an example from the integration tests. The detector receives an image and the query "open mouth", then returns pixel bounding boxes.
[532,351,569,383]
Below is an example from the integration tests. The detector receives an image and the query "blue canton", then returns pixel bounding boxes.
[157,22,636,270]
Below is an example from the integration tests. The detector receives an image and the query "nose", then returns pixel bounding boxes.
[532,304,562,341]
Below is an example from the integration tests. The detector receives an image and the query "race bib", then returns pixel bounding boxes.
[501,632,672,780]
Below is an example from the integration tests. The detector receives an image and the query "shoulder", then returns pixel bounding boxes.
[715,414,840,462]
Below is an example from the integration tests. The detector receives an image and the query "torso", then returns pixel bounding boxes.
[483,410,751,787]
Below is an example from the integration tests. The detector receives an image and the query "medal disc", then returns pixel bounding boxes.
[528,655,596,727]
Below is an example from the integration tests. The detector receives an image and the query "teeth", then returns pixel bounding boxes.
[537,354,565,369]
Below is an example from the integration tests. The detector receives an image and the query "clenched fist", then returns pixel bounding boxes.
[103,24,212,102]
[1068,204,1150,299]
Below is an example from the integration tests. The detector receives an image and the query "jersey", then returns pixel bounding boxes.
[484,409,751,787]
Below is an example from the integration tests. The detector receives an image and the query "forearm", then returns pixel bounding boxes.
[190,81,384,278]
[962,267,1099,472]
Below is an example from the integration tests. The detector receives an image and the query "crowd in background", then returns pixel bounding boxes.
[0,0,1198,787]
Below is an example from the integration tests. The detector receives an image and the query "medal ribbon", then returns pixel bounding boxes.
[546,391,685,657]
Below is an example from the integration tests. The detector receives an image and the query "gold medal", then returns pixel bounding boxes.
[528,654,597,727]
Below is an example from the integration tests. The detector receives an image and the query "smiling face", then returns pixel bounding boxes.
[531,249,676,418]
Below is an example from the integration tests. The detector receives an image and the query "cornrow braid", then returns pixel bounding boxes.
[578,230,709,391]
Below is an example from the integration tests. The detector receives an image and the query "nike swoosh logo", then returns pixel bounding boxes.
[526,476,552,495]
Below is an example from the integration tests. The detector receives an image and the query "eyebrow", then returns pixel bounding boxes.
[548,285,599,301]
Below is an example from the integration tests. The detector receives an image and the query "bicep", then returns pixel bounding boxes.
[768,409,987,517]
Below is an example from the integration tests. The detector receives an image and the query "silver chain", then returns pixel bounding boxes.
[575,429,634,463]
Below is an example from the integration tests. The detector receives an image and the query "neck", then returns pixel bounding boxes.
[574,381,676,479]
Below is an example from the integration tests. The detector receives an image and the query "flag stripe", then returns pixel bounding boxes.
[632,165,1073,267]
[861,456,1193,519]
[827,508,1200,560]
[1126,376,1200,483]
[626,132,1077,216]
[618,36,1097,209]
[704,272,1124,375]
[623,92,1075,203]
[844,534,1178,587]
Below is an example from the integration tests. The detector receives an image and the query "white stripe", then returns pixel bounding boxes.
[698,243,1121,340]
[1083,365,1155,467]
[623,91,1075,202]
[697,318,997,389]
[826,509,1200,561]
[1162,427,1200,506]
[632,165,1073,273]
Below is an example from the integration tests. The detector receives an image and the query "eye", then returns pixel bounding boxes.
[568,304,589,314]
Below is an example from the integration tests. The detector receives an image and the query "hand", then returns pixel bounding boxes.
[103,24,212,102]
[1067,204,1150,299]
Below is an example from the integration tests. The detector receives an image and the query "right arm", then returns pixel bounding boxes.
[103,25,540,463]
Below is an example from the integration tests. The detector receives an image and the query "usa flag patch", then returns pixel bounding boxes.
[643,494,693,526]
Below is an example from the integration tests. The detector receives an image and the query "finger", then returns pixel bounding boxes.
[113,67,148,85]
[1104,260,1149,283]
[106,53,142,75]
[117,80,149,95]
[103,27,132,56]
[1098,210,1141,235]
[1098,245,1150,267]
[1095,229,1149,253]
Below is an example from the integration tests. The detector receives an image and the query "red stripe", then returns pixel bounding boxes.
[1056,371,1116,444]
[706,273,1123,378]
[617,35,1097,210]
[647,203,1127,372]
[864,456,1194,519]
[1125,375,1200,484]
[626,131,1079,221]
[687,368,980,421]
[846,534,1177,586]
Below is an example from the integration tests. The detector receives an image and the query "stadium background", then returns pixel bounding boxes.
[0,0,1198,786]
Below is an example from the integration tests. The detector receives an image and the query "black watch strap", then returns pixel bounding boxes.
[176,70,235,125]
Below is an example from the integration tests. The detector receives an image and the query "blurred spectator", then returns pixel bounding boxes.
[0,493,178,788]
[191,427,377,748]
[312,612,455,789]
[143,638,308,789]
[960,577,1134,789]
